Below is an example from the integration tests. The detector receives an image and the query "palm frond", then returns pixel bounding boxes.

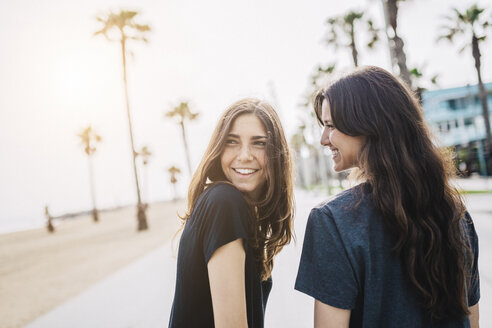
[458,43,469,54]
[94,10,150,44]
[366,19,380,49]
[343,11,363,25]
[168,166,181,174]
[135,24,151,32]
[77,125,101,155]
[453,8,465,22]
[409,67,423,78]
[477,35,487,42]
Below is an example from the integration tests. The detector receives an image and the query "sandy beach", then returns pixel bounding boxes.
[0,200,185,328]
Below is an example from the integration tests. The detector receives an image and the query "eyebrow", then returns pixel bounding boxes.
[228,133,267,140]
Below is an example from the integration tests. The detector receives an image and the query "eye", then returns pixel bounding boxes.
[325,123,335,130]
[253,140,266,147]
[225,139,238,145]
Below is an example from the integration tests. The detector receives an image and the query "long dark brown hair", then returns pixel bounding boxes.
[313,66,471,320]
[183,98,294,281]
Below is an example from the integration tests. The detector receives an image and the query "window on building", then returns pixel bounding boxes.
[474,93,492,104]
[447,97,467,110]
[438,122,448,132]
[464,118,474,126]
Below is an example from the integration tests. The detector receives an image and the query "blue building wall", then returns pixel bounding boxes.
[421,82,492,175]
[421,82,492,147]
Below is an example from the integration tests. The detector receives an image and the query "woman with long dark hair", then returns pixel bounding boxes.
[295,66,479,327]
[169,98,294,328]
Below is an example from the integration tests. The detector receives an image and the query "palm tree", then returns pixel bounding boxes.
[325,10,379,67]
[168,166,181,201]
[137,146,152,205]
[381,0,412,88]
[408,66,438,103]
[311,64,337,88]
[299,63,337,107]
[290,124,308,188]
[297,63,337,188]
[94,10,150,231]
[77,125,102,223]
[165,102,199,177]
[45,205,55,233]
[438,4,492,156]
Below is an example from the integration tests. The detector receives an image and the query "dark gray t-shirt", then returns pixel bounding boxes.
[169,183,272,328]
[295,184,479,328]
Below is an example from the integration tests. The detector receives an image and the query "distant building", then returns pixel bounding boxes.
[421,82,492,176]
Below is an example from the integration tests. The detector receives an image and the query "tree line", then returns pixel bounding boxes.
[50,3,491,233]
[293,2,491,189]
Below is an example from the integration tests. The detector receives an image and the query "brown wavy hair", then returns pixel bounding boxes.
[183,98,294,281]
[313,66,472,320]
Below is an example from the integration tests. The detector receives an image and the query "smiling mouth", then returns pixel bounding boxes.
[233,168,259,175]
[331,149,340,158]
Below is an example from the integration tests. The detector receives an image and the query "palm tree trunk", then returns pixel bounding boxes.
[180,121,193,177]
[472,34,492,159]
[144,164,149,205]
[172,181,177,201]
[121,37,148,230]
[381,0,412,88]
[350,25,358,67]
[88,155,99,222]
[294,150,307,188]
[45,206,55,233]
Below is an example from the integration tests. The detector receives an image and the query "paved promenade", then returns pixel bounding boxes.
[27,186,491,328]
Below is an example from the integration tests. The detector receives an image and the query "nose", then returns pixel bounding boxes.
[320,128,332,147]
[237,145,253,161]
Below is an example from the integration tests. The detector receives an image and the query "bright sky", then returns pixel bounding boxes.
[0,0,491,231]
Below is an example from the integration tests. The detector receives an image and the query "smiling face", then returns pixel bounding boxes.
[220,113,268,200]
[320,99,366,172]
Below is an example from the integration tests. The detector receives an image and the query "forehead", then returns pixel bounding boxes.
[320,99,332,121]
[230,113,266,134]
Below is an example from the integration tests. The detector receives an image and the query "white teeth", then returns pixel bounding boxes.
[332,149,339,156]
[234,168,256,174]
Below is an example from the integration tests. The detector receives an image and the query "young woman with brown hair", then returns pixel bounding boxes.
[169,98,294,328]
[295,66,479,327]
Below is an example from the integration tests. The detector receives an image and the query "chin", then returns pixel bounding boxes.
[237,184,264,199]
[333,165,343,172]
[240,186,257,194]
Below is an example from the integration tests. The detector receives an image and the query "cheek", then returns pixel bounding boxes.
[255,150,266,168]
[220,149,232,168]
[329,130,338,144]
[349,138,364,160]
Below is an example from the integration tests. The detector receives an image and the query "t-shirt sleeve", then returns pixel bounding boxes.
[295,207,359,309]
[199,184,250,264]
[464,212,480,306]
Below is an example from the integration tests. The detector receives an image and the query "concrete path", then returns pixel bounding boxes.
[26,240,177,328]
[27,189,491,328]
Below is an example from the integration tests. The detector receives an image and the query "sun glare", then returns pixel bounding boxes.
[50,47,119,108]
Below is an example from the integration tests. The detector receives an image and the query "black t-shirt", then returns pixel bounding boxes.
[169,183,272,328]
[295,184,480,328]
